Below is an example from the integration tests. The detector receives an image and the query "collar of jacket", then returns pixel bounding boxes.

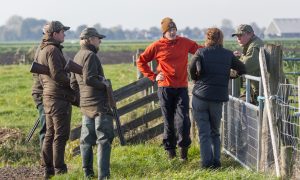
[159,36,179,45]
[243,35,257,49]
[81,44,98,53]
[205,44,223,49]
[40,35,63,50]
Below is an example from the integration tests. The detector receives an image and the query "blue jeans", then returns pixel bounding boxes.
[37,104,46,149]
[192,96,223,167]
[80,113,114,179]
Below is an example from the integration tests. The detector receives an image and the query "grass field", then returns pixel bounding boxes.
[1,39,299,55]
[0,64,277,179]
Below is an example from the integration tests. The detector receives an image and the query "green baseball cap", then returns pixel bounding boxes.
[43,21,70,34]
[80,27,106,39]
[232,24,254,37]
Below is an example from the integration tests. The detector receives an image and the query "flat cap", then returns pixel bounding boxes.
[232,24,254,37]
[43,21,70,34]
[80,27,106,39]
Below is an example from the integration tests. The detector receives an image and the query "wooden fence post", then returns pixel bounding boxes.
[259,47,280,177]
[260,44,285,172]
[188,82,197,140]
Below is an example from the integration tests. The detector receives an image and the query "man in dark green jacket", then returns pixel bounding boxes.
[37,21,74,179]
[232,24,264,104]
[232,24,264,159]
[70,27,114,180]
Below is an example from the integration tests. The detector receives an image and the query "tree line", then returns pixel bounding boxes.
[0,15,265,41]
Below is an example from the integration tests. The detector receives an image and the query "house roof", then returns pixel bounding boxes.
[265,18,300,36]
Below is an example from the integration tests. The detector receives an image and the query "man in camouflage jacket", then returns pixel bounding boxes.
[232,24,264,104]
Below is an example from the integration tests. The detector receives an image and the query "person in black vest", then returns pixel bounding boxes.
[189,28,246,169]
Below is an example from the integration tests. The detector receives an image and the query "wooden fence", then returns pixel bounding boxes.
[69,77,163,147]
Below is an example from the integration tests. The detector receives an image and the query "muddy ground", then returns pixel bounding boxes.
[0,166,43,180]
[0,128,43,179]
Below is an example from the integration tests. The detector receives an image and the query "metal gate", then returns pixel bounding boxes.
[222,75,263,170]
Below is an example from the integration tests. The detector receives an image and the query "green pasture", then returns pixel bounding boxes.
[0,64,137,130]
[0,64,277,179]
[1,39,300,56]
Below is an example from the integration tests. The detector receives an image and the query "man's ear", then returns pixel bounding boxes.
[52,32,58,37]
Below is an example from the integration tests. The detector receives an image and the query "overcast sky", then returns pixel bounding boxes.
[0,0,299,30]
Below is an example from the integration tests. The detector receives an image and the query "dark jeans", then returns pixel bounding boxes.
[192,96,223,167]
[41,97,71,174]
[37,104,46,149]
[157,87,191,150]
[80,113,114,179]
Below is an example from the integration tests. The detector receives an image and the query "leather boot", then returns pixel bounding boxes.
[44,167,54,180]
[180,147,188,161]
[55,164,68,175]
[83,168,95,179]
[167,149,176,159]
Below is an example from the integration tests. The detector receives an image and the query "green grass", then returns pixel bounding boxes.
[0,64,136,129]
[0,64,277,179]
[52,143,276,180]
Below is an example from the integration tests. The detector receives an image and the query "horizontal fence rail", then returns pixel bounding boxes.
[282,57,300,77]
[283,58,300,62]
[69,77,162,148]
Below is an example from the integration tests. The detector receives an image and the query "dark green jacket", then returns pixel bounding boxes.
[71,44,108,115]
[240,35,264,77]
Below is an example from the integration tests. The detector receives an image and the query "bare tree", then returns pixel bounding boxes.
[220,19,235,39]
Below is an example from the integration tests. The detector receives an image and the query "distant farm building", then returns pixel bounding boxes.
[265,18,300,38]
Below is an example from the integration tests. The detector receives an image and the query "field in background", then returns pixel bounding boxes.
[0,64,277,179]
[0,39,300,65]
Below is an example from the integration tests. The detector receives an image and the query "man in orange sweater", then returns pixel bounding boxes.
[137,17,202,160]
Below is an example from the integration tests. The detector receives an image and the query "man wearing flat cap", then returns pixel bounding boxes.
[232,24,264,160]
[37,21,74,178]
[137,17,203,161]
[232,24,264,104]
[70,27,114,179]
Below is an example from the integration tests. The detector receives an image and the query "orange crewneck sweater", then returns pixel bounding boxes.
[137,36,202,87]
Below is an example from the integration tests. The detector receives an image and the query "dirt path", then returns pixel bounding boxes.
[0,166,43,180]
[0,128,43,179]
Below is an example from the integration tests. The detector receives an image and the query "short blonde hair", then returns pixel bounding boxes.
[204,28,223,47]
